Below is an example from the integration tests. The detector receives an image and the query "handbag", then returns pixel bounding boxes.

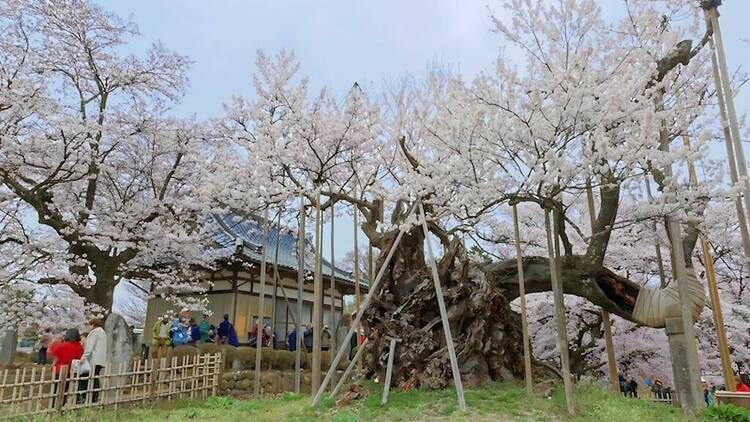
[79,359,91,375]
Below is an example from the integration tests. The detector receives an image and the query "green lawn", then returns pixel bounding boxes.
[32,380,749,422]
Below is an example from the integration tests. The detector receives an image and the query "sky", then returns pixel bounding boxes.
[101,0,750,264]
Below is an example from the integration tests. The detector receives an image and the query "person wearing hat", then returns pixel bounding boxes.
[152,314,172,359]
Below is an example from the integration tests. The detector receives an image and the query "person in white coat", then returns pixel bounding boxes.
[81,318,107,403]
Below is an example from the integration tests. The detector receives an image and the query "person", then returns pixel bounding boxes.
[702,378,715,406]
[152,315,172,358]
[218,314,239,347]
[303,324,313,353]
[652,379,664,400]
[171,312,190,347]
[628,379,638,398]
[321,325,331,351]
[80,318,107,403]
[263,324,274,348]
[189,318,200,346]
[249,319,259,347]
[128,325,138,351]
[198,314,212,344]
[48,328,84,406]
[37,328,53,365]
[349,327,358,360]
[618,374,627,395]
[287,328,297,352]
[736,374,750,392]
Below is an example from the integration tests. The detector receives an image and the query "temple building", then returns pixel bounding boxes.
[143,213,366,345]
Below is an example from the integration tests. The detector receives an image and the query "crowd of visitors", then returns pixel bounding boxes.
[41,319,109,405]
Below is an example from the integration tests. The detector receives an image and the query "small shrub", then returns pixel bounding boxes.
[204,395,238,409]
[701,404,750,422]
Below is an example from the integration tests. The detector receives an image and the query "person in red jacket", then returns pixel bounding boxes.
[48,328,84,406]
[736,374,750,392]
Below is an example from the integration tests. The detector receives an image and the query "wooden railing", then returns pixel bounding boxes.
[0,353,221,419]
[622,389,675,405]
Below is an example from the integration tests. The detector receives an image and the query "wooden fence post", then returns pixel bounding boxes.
[55,366,68,416]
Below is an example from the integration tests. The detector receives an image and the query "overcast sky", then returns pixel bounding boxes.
[102,1,750,264]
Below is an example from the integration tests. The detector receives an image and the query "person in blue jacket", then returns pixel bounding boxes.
[218,314,239,347]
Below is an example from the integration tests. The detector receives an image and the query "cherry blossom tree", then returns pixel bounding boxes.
[0,0,217,312]
[223,0,726,389]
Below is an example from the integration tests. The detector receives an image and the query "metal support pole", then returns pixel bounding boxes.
[585,181,619,394]
[511,204,533,395]
[418,200,467,411]
[545,208,575,415]
[311,202,417,406]
[254,208,270,396]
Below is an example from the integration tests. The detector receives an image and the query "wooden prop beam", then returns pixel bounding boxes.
[352,193,363,372]
[584,181,619,394]
[329,204,337,387]
[273,247,311,365]
[704,7,750,258]
[382,338,398,404]
[331,337,369,397]
[643,176,668,287]
[254,208,270,396]
[312,189,323,395]
[418,200,467,411]
[295,195,306,393]
[511,204,533,395]
[707,7,750,243]
[270,211,282,347]
[311,201,417,406]
[683,136,736,391]
[545,208,575,415]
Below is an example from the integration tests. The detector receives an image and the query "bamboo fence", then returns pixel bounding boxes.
[0,352,221,419]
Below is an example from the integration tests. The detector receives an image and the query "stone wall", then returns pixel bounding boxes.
[221,369,346,395]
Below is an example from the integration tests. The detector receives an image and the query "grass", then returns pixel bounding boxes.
[27,380,748,422]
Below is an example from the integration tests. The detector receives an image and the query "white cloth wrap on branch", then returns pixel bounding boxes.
[632,271,706,328]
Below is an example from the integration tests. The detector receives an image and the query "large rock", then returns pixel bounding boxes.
[105,313,133,387]
[0,330,17,365]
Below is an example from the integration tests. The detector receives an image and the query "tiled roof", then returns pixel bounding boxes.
[210,214,363,288]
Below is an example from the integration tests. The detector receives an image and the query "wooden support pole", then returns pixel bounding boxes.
[295,196,306,393]
[352,195,363,372]
[254,208,270,396]
[511,204,533,395]
[683,136,736,392]
[703,7,750,259]
[329,204,337,388]
[270,211,282,347]
[418,200,467,411]
[331,337,369,397]
[311,189,323,396]
[584,181,619,394]
[707,7,750,242]
[382,338,398,404]
[545,208,575,415]
[311,202,417,406]
[643,176,668,287]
